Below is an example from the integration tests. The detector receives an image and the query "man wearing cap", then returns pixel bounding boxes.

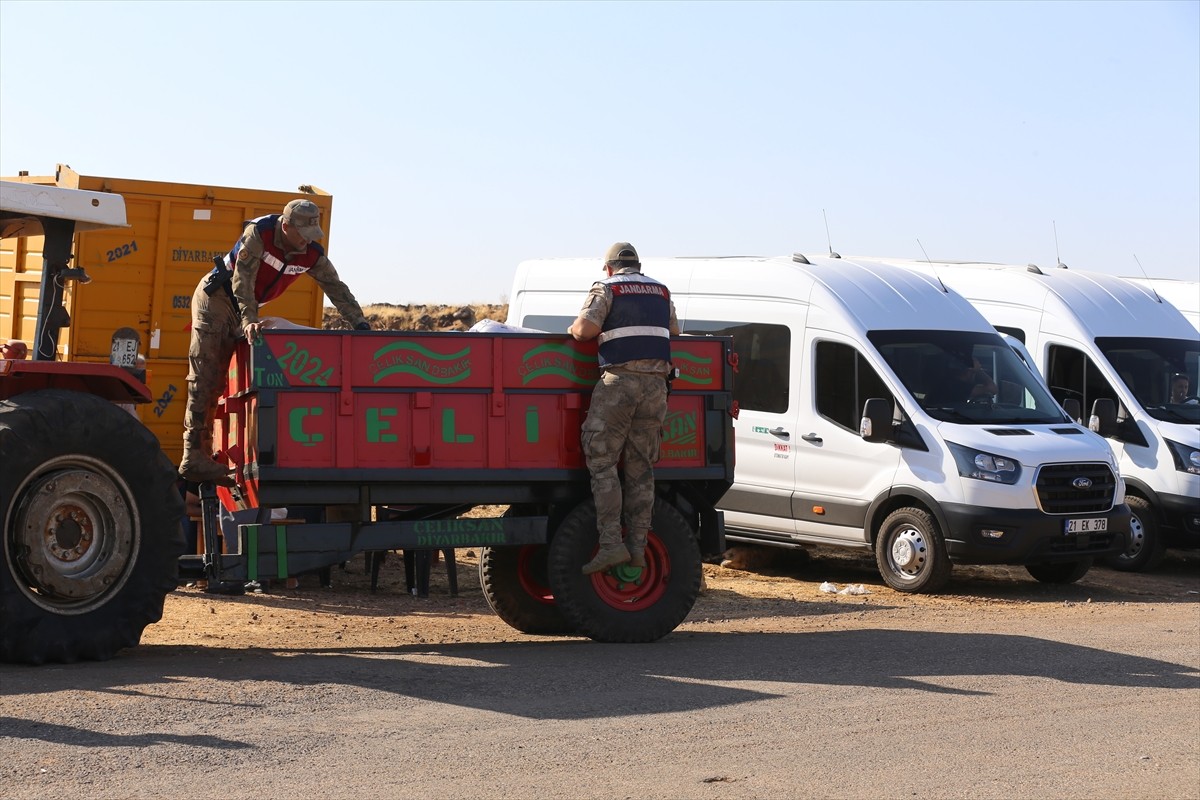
[568,242,679,574]
[178,199,370,485]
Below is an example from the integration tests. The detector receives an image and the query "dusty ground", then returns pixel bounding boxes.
[154,506,1200,649]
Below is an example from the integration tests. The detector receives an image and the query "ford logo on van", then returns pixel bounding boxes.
[1072,477,1094,490]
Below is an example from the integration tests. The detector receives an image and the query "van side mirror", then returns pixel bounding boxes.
[1062,398,1081,424]
[1088,398,1117,437]
[860,397,893,443]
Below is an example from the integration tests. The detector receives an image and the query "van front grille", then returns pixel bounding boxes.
[1035,463,1117,514]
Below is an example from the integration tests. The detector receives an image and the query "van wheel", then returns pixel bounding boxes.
[1026,558,1092,584]
[875,507,952,593]
[479,544,573,635]
[1,390,186,665]
[548,498,701,643]
[1103,495,1165,572]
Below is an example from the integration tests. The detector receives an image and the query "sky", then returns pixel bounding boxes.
[1,0,1197,305]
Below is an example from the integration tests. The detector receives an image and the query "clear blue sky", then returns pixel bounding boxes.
[2,0,1197,304]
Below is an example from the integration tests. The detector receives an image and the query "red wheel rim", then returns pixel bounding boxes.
[516,545,556,605]
[589,532,669,611]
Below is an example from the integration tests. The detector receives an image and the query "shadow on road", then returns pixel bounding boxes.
[3,629,1197,751]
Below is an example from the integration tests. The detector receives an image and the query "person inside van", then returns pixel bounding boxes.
[1170,373,1194,403]
[929,356,997,405]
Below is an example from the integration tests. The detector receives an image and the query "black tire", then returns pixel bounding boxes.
[547,498,701,643]
[1025,558,1092,584]
[875,507,952,593]
[1103,495,1166,573]
[480,544,574,635]
[0,390,186,665]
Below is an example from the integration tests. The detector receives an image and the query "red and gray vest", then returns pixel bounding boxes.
[597,272,672,368]
[213,215,325,306]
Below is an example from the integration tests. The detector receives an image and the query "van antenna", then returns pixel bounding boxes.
[1132,254,1164,303]
[917,238,949,293]
[822,210,840,258]
[1053,221,1068,269]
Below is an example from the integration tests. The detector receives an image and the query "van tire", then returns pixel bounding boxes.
[480,544,574,635]
[1025,558,1092,584]
[0,390,186,665]
[875,507,952,593]
[1103,495,1165,573]
[548,498,701,643]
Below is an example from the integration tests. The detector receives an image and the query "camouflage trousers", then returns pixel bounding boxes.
[182,277,243,456]
[581,370,668,540]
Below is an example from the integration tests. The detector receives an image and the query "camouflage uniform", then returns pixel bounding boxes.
[575,244,679,573]
[179,205,368,483]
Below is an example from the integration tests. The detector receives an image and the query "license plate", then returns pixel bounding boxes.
[1064,517,1107,534]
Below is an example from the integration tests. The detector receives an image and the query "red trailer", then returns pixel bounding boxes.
[192,328,737,643]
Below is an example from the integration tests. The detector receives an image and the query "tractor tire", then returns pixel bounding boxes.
[547,498,701,643]
[0,390,186,664]
[479,544,574,635]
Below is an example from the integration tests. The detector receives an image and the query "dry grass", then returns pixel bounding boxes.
[324,303,509,332]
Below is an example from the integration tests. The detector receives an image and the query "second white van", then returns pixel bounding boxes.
[507,253,1131,592]
[865,259,1200,572]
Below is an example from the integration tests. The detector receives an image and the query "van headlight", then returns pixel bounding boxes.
[948,442,1022,484]
[1165,439,1200,475]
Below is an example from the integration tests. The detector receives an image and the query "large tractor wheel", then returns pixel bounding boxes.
[480,544,574,635]
[0,390,186,665]
[547,498,702,643]
[1103,495,1166,573]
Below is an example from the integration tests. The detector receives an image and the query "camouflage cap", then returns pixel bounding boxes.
[282,199,325,241]
[604,242,639,265]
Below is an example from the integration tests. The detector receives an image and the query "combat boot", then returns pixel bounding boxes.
[582,530,631,575]
[626,530,648,568]
[179,431,235,486]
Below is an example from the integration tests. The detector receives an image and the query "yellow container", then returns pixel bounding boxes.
[0,164,333,462]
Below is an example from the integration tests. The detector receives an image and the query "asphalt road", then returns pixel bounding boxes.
[2,589,1197,800]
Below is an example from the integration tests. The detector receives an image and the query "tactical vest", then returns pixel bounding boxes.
[214,215,325,306]
[596,272,671,368]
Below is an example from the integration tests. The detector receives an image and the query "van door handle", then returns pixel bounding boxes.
[769,427,790,438]
[801,432,823,443]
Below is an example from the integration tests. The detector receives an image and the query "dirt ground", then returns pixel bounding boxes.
[152,505,1200,649]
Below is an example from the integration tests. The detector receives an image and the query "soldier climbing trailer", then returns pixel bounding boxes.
[1,181,736,664]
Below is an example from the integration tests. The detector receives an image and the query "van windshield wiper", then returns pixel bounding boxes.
[926,407,977,423]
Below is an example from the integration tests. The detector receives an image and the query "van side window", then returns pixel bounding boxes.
[680,320,789,413]
[815,341,893,430]
[1046,345,1119,416]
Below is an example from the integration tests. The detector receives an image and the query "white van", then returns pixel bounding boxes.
[863,259,1200,571]
[507,254,1130,592]
[1125,278,1199,332]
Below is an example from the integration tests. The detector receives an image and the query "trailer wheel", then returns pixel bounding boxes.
[480,544,573,635]
[875,507,952,593]
[0,390,185,665]
[1025,558,1092,584]
[547,498,701,643]
[1103,495,1165,573]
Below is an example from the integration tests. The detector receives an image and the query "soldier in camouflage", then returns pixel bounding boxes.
[568,242,679,574]
[178,199,370,485]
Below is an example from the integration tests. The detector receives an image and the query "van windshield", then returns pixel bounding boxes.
[868,330,1070,425]
[1096,336,1200,424]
